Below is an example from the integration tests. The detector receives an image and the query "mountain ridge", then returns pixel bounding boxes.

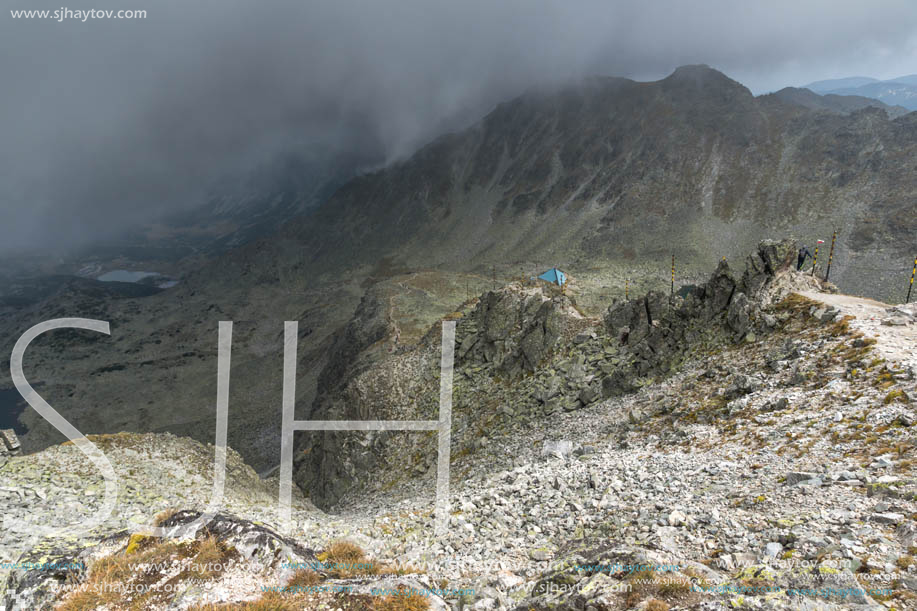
[4,64,917,496]
[254,64,917,297]
[805,74,917,110]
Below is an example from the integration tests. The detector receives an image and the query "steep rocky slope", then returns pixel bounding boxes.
[281,65,917,299]
[5,240,917,610]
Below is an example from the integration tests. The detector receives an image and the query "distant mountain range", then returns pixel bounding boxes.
[804,74,917,110]
[769,86,909,118]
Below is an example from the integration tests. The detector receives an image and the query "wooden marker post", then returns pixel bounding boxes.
[908,257,917,304]
[670,254,675,301]
[824,231,837,282]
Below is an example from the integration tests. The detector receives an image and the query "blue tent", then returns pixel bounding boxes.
[538,267,566,287]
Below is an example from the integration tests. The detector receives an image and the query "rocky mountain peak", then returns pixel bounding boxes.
[662,63,752,96]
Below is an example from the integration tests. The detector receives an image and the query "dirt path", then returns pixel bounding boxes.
[799,290,917,373]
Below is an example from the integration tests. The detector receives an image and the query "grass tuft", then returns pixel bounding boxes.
[58,532,237,611]
[317,540,366,564]
[286,568,324,588]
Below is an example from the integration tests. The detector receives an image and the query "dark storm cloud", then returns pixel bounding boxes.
[2,0,916,252]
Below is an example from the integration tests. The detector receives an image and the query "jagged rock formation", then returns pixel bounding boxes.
[0,432,322,608]
[600,239,802,393]
[4,508,453,611]
[457,287,590,378]
[293,239,835,510]
[4,511,320,610]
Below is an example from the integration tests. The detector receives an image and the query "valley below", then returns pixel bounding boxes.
[2,65,917,610]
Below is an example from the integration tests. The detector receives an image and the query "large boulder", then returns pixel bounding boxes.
[603,296,650,344]
[461,286,587,377]
[742,239,795,296]
[701,259,739,319]
[726,292,751,336]
[0,429,20,455]
[0,429,20,469]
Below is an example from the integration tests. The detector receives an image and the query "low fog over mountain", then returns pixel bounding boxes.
[3,0,917,254]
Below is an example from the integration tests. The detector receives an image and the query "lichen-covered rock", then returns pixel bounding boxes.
[743,238,795,296]
[0,432,323,610]
[726,291,751,336]
[464,287,588,377]
[604,294,652,345]
[0,429,21,455]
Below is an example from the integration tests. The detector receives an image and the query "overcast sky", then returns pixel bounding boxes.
[2,0,917,254]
